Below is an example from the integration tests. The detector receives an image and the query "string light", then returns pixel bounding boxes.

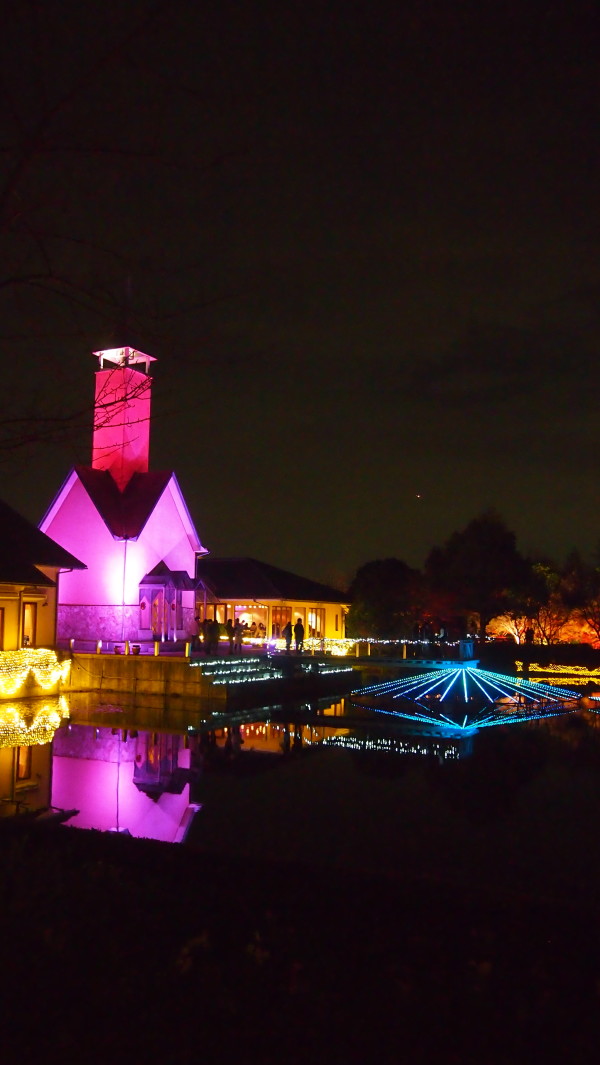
[516,661,600,679]
[189,655,352,685]
[0,649,71,697]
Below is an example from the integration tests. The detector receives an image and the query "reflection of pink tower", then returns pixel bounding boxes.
[92,347,156,490]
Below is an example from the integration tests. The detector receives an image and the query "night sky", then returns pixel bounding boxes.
[1,1,599,586]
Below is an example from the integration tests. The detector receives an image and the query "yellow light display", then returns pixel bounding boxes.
[0,695,69,748]
[273,637,355,656]
[0,648,71,697]
[516,661,600,679]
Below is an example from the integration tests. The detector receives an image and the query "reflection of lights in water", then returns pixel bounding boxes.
[352,665,580,731]
[0,695,69,747]
[322,735,463,759]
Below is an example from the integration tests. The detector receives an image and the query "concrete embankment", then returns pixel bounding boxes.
[64,652,226,707]
[63,651,359,711]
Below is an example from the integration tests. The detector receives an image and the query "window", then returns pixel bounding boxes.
[0,607,4,650]
[308,607,326,639]
[271,606,291,639]
[16,746,32,782]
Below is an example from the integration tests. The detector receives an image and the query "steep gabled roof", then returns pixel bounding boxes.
[141,561,197,590]
[196,557,349,604]
[0,498,86,585]
[75,466,173,538]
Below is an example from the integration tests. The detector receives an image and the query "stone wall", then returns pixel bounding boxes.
[58,605,198,644]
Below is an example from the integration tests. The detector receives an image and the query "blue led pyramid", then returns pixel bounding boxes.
[351,664,580,732]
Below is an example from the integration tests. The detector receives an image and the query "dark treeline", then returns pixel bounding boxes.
[346,510,600,645]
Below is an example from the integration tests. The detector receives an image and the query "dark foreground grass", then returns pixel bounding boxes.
[1,826,600,1058]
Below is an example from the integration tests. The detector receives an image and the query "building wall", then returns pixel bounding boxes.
[92,366,151,488]
[41,477,118,605]
[42,476,200,641]
[198,598,348,641]
[267,601,347,640]
[0,583,58,651]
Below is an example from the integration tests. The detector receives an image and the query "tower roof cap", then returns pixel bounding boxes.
[93,346,156,372]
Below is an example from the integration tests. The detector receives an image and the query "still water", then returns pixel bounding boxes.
[51,689,474,842]
[11,684,600,904]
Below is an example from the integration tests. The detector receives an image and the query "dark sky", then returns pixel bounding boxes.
[1,0,599,586]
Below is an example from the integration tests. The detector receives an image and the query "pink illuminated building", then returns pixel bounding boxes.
[40,347,207,644]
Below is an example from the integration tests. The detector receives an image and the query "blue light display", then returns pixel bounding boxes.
[351,664,580,732]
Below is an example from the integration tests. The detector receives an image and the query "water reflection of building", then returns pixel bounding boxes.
[195,700,473,761]
[44,689,481,842]
[52,723,199,842]
[0,697,69,816]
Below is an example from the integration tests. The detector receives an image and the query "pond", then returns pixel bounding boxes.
[35,684,600,908]
[5,683,600,1064]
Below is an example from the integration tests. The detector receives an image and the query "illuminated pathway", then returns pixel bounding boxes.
[351,664,581,732]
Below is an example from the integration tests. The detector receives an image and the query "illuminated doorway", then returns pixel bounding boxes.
[22,602,37,647]
[151,590,166,639]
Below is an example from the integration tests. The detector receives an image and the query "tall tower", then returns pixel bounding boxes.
[91,347,156,491]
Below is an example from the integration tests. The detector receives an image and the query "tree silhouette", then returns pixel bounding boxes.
[425,511,530,641]
[0,4,215,456]
[346,558,423,638]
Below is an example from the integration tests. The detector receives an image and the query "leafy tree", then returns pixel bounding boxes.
[528,562,572,644]
[346,558,423,639]
[560,549,600,643]
[496,561,550,642]
[425,511,530,641]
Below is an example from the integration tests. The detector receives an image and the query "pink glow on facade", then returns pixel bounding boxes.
[39,347,207,642]
[41,474,121,604]
[92,366,151,490]
[41,476,199,629]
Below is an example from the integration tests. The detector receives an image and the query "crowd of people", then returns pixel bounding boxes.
[193,615,306,655]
